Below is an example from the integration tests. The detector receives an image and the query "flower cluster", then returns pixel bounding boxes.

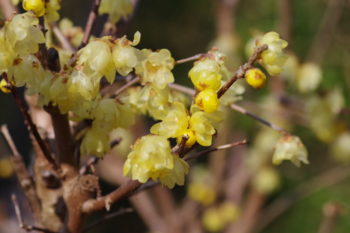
[123,135,189,188]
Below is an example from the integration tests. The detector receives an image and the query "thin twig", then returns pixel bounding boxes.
[175,53,205,64]
[1,74,58,169]
[80,0,102,48]
[82,208,134,233]
[230,104,289,134]
[184,139,248,161]
[112,76,140,98]
[217,45,268,98]
[50,22,76,52]
[11,195,57,233]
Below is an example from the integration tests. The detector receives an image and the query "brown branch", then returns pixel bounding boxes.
[12,194,57,233]
[175,53,205,64]
[1,125,42,220]
[217,44,268,98]
[45,104,75,167]
[278,0,292,42]
[2,74,58,169]
[230,104,289,134]
[80,0,102,48]
[50,22,76,52]
[82,179,141,213]
[0,0,17,20]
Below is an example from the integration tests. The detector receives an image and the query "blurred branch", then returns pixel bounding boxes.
[216,0,240,36]
[317,202,345,233]
[229,103,289,134]
[256,165,350,231]
[1,125,42,221]
[80,0,102,48]
[278,0,292,42]
[0,0,17,20]
[307,0,346,64]
[11,195,56,233]
[50,22,76,52]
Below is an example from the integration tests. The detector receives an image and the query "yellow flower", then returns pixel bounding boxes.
[195,89,220,113]
[23,0,45,17]
[0,79,12,93]
[189,111,216,146]
[135,48,175,89]
[273,135,308,167]
[257,31,288,76]
[77,39,116,83]
[150,102,189,138]
[99,0,133,23]
[112,31,141,76]
[189,59,222,91]
[245,68,267,88]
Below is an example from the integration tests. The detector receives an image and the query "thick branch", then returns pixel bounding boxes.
[82,180,141,213]
[45,104,75,167]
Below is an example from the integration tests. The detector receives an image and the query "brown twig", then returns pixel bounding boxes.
[175,53,205,64]
[184,139,247,161]
[230,104,289,134]
[50,22,76,52]
[217,45,268,98]
[112,76,140,98]
[80,0,102,48]
[1,125,42,220]
[1,74,58,169]
[82,179,141,213]
[11,194,57,233]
